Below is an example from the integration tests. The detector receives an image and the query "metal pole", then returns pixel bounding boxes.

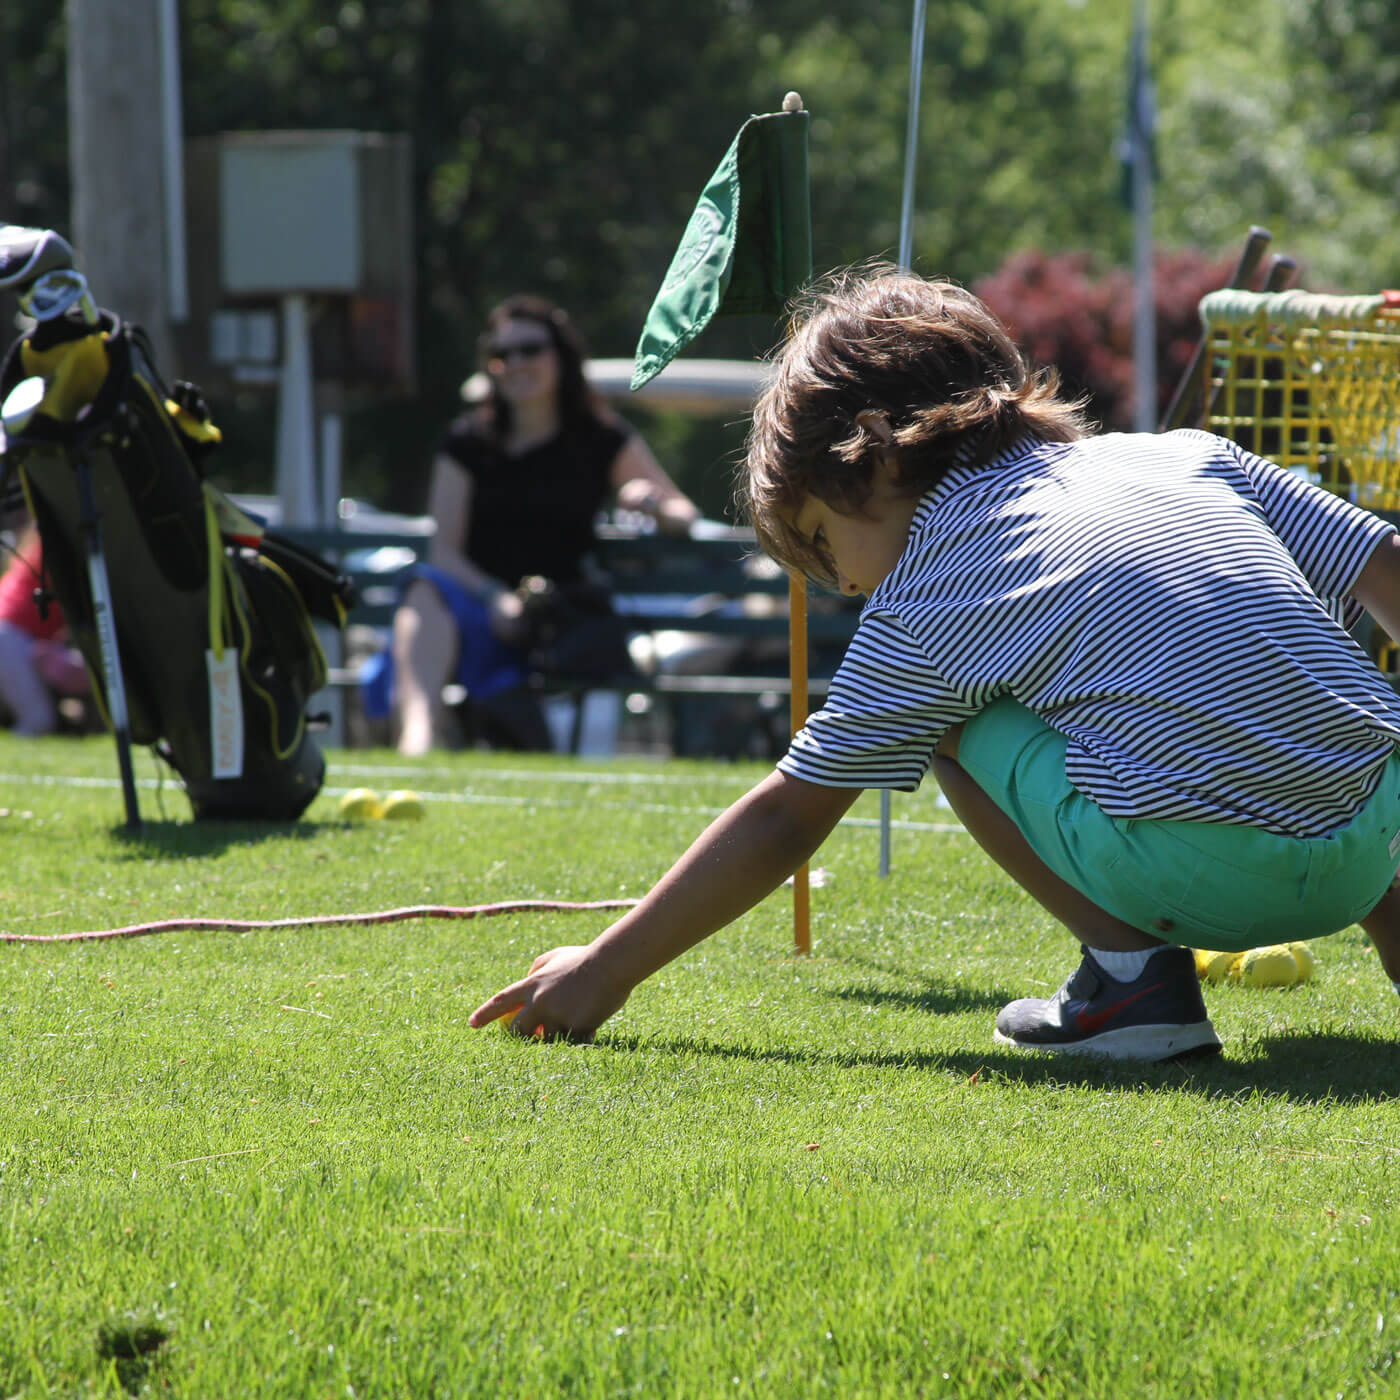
[883,0,928,878]
[1130,0,1156,433]
[275,293,319,527]
[157,0,188,324]
[897,0,928,271]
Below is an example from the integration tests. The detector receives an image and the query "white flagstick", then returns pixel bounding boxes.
[1130,0,1156,432]
[881,0,929,879]
[897,0,928,272]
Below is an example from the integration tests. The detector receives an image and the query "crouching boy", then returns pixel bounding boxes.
[471,265,1400,1062]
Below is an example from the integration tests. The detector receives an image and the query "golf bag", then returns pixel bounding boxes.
[0,294,352,821]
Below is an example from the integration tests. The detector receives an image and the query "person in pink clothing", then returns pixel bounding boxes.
[0,526,89,735]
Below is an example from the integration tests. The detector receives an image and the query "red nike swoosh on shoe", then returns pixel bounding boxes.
[1075,982,1165,1035]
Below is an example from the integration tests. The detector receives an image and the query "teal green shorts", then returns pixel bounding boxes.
[956,697,1400,952]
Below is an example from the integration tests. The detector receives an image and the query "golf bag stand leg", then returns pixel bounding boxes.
[73,447,142,832]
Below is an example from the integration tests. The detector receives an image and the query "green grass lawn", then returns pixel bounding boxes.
[2,732,1400,1398]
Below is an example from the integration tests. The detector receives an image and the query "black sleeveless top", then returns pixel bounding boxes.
[438,414,629,587]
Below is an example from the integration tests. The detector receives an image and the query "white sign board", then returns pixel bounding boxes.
[220,137,361,294]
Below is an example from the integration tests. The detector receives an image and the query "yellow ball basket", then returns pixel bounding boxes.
[1196,288,1400,672]
[1198,288,1400,512]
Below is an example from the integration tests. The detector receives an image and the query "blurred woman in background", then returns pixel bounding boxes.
[383,294,697,754]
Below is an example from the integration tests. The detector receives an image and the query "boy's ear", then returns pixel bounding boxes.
[854,409,894,444]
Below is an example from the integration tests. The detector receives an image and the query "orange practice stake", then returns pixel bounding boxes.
[789,573,810,953]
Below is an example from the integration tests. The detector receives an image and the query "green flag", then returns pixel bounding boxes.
[631,107,812,391]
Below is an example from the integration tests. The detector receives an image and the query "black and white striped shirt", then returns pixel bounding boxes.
[779,430,1400,838]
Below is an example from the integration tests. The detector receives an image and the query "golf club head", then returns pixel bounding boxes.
[1,376,46,440]
[19,268,99,326]
[0,226,75,292]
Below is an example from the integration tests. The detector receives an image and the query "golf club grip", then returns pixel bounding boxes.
[1231,225,1274,288]
[1160,225,1273,431]
[1263,255,1298,292]
[1194,248,1298,435]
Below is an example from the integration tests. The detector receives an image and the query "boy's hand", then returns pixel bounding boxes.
[467,772,857,1043]
[468,945,630,1041]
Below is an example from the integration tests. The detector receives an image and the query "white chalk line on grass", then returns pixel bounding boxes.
[3,761,750,791]
[332,758,957,809]
[0,770,167,790]
[332,760,695,786]
[330,761,959,813]
[0,770,966,836]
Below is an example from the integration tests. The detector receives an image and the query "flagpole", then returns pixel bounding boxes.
[781,90,814,955]
[627,96,814,949]
[898,0,928,271]
[880,0,929,881]
[1131,0,1156,433]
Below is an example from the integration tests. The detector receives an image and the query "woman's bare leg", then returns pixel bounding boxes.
[392,580,458,757]
[932,727,1161,953]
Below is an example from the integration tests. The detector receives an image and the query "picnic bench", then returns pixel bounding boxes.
[276,515,861,752]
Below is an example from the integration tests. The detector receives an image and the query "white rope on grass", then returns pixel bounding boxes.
[0,898,641,945]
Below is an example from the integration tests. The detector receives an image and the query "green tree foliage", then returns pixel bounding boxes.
[6,1,1400,510]
[788,2,1122,280]
[179,0,827,507]
[0,8,68,231]
[1154,0,1400,292]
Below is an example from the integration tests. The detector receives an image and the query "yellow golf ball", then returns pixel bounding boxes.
[1238,945,1300,989]
[380,789,426,820]
[338,787,384,821]
[1194,948,1239,985]
[1287,941,1316,983]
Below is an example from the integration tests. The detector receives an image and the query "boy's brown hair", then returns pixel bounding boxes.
[739,264,1091,586]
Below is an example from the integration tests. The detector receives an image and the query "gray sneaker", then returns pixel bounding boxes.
[994,946,1222,1062]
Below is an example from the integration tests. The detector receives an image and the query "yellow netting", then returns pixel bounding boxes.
[1198,289,1400,510]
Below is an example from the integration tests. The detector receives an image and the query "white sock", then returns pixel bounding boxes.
[1090,946,1163,982]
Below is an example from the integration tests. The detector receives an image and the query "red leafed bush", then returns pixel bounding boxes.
[973,248,1241,432]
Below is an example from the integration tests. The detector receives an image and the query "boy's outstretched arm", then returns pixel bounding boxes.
[1355,533,1400,642]
[468,770,862,1040]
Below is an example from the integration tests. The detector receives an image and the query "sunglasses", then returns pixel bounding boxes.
[488,340,553,364]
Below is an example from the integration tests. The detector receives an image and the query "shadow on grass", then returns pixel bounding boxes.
[598,1029,1400,1105]
[96,1309,171,1395]
[820,951,1014,1015]
[112,820,331,859]
[826,979,1010,1016]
